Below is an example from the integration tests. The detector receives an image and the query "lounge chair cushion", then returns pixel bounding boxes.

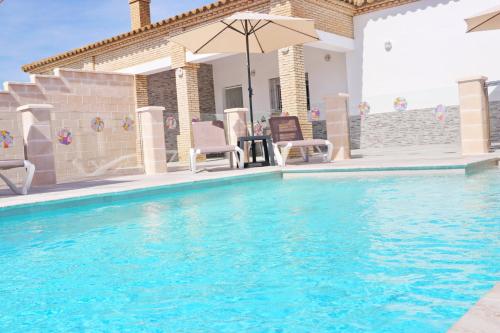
[0,159,25,170]
[276,139,329,148]
[197,145,237,154]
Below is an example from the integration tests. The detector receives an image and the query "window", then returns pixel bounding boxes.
[269,77,282,113]
[224,86,244,109]
[269,74,311,114]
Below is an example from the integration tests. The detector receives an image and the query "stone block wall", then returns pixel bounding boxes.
[349,115,361,149]
[148,69,179,158]
[489,101,500,145]
[358,107,461,149]
[315,102,500,151]
[3,68,139,185]
[314,107,460,150]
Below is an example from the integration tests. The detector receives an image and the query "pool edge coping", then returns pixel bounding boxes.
[1,156,498,215]
[0,170,282,217]
[448,283,500,333]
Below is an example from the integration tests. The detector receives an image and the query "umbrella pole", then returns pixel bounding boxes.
[245,21,255,136]
[245,20,257,164]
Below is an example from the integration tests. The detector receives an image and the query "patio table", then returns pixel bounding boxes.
[237,135,275,168]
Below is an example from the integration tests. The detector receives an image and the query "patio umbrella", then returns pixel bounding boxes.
[466,5,500,32]
[169,11,319,135]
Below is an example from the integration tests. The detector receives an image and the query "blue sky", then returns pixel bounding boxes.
[0,0,213,85]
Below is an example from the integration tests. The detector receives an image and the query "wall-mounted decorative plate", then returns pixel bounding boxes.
[434,104,447,123]
[0,130,13,148]
[394,97,408,112]
[57,128,73,145]
[358,102,370,118]
[166,115,177,130]
[91,117,105,132]
[310,107,321,121]
[121,117,135,131]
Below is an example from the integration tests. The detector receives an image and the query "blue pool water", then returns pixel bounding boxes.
[1,170,499,332]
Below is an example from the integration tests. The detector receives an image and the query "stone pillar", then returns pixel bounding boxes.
[175,64,202,163]
[18,104,56,186]
[325,94,351,161]
[136,106,167,174]
[457,76,490,155]
[224,108,248,146]
[278,45,312,140]
[224,108,249,165]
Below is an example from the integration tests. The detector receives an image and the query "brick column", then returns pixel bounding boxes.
[136,106,167,174]
[175,64,202,163]
[18,104,56,186]
[278,45,312,140]
[457,76,490,155]
[325,94,351,161]
[134,75,149,167]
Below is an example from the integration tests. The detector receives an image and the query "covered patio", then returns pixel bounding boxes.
[116,30,354,165]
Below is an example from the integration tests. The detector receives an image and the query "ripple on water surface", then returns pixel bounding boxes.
[0,169,499,332]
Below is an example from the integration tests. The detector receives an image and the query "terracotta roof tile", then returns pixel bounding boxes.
[22,0,380,72]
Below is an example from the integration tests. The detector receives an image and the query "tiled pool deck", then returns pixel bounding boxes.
[1,150,499,209]
[448,283,500,333]
[1,147,499,331]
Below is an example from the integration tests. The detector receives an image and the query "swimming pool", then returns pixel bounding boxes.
[1,169,499,332]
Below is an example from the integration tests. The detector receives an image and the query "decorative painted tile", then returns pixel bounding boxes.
[434,104,447,123]
[253,121,264,136]
[394,97,408,112]
[57,128,73,145]
[0,130,13,148]
[358,102,370,118]
[166,115,178,130]
[310,107,321,121]
[91,117,105,132]
[121,117,135,131]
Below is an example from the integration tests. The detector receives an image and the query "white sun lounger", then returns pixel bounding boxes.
[269,116,333,167]
[189,120,244,173]
[0,160,35,195]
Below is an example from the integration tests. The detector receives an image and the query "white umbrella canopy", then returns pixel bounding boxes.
[466,5,500,33]
[170,11,319,54]
[169,11,319,139]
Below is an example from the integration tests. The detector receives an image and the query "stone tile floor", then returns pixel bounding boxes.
[448,283,500,333]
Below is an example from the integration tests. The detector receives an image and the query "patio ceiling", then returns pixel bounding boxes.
[115,29,355,75]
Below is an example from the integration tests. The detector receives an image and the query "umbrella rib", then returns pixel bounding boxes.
[248,20,263,34]
[252,21,271,34]
[222,21,245,35]
[194,20,239,53]
[268,20,320,41]
[240,20,248,35]
[248,21,265,53]
[467,12,500,32]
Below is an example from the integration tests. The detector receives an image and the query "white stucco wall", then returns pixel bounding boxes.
[209,46,348,121]
[347,0,500,114]
[305,47,348,120]
[210,51,279,122]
